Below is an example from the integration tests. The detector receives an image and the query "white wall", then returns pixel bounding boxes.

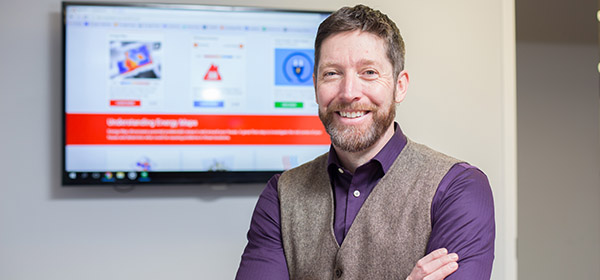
[0,0,516,279]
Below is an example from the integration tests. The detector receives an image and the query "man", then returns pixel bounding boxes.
[236,4,494,280]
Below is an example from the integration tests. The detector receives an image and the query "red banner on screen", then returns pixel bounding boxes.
[66,113,330,145]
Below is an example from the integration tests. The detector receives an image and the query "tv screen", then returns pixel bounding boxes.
[62,2,331,185]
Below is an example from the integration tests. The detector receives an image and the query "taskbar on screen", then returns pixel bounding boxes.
[61,170,278,186]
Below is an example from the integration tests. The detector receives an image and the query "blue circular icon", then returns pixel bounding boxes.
[282,52,313,84]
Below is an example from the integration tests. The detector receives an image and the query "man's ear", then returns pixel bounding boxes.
[394,70,409,103]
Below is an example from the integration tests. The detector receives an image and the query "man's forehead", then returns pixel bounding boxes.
[321,30,384,46]
[317,31,390,68]
[319,58,383,69]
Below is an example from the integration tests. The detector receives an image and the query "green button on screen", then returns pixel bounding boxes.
[275,102,303,108]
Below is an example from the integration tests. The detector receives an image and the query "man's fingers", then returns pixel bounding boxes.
[417,252,458,275]
[410,249,459,280]
[418,248,448,265]
[423,262,459,280]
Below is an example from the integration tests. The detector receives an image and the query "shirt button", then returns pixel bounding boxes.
[353,190,360,197]
[335,268,342,277]
[338,167,344,174]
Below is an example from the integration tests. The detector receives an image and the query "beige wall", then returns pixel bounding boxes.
[0,0,516,279]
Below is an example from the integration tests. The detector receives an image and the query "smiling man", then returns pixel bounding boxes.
[236,5,495,280]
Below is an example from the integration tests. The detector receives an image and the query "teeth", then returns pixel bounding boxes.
[339,111,365,118]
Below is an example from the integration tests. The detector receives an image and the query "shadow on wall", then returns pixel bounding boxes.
[47,11,265,202]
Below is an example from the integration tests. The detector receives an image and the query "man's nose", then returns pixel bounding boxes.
[339,74,361,102]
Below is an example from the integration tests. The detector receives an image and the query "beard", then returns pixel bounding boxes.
[319,99,396,153]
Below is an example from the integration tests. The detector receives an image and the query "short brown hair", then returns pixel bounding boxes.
[314,4,405,78]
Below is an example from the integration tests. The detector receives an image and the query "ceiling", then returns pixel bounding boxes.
[516,0,598,44]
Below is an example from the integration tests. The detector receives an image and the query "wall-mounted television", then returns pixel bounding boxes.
[62,2,331,185]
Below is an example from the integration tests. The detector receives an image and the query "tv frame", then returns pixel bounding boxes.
[61,1,331,186]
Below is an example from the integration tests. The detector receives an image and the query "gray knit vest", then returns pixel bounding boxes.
[278,140,461,280]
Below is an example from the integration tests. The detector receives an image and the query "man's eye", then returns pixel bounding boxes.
[361,70,379,80]
[323,71,338,77]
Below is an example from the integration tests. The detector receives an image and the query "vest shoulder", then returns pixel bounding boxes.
[279,153,328,189]
[405,139,464,167]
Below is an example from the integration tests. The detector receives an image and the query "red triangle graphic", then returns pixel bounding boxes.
[204,64,222,81]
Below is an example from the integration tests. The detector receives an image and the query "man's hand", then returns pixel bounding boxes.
[406,248,459,280]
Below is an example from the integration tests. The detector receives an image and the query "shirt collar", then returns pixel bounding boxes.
[327,122,407,175]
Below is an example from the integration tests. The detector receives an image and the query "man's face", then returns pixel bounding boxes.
[314,30,406,153]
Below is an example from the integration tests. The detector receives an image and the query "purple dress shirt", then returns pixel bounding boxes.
[236,124,495,279]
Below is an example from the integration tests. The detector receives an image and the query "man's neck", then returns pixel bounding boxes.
[333,124,396,173]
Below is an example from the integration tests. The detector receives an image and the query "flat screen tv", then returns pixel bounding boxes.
[62,2,331,185]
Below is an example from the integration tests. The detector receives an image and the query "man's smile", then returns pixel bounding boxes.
[338,111,369,119]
